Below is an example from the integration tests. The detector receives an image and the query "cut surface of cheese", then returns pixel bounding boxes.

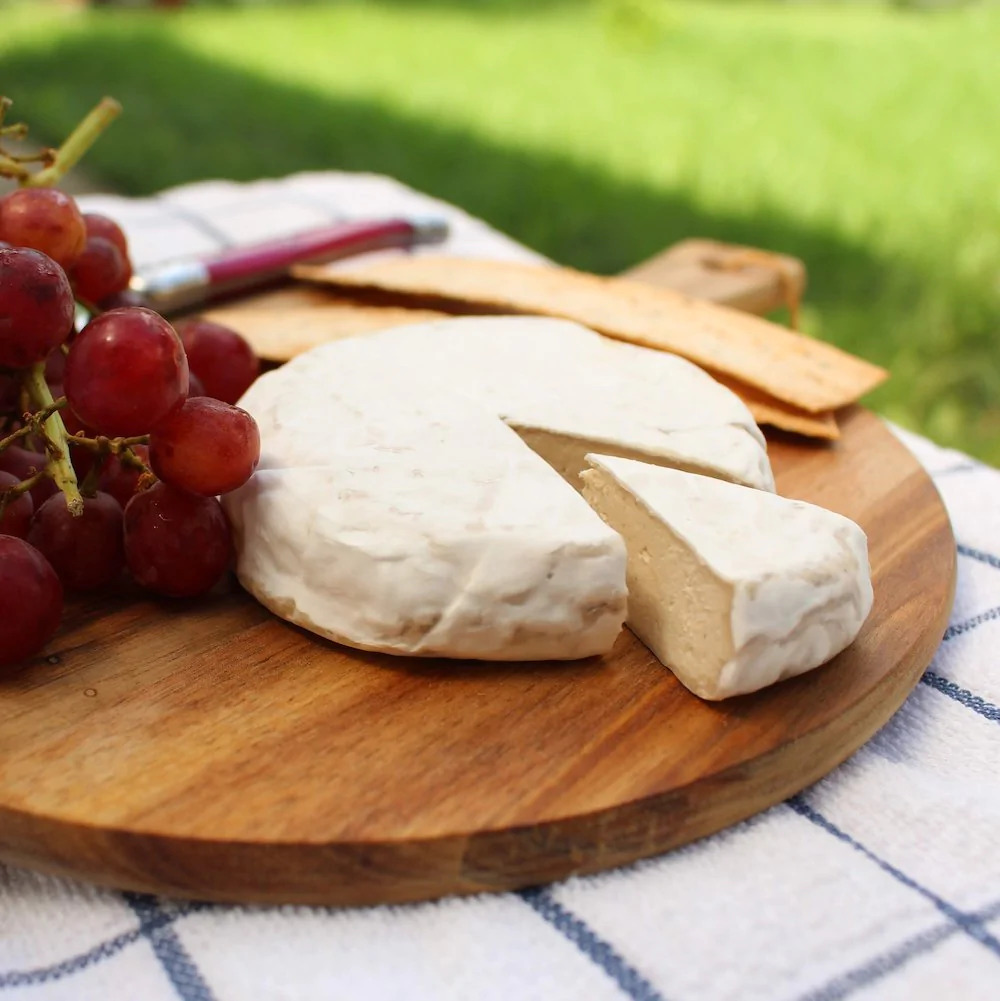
[581,456,873,698]
[225,316,774,660]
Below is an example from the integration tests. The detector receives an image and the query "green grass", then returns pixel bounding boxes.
[2,1,998,461]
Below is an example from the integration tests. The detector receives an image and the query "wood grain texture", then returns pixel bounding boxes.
[0,407,955,905]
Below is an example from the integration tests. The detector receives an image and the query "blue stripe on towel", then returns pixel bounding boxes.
[797,896,1000,1001]
[796,921,955,1001]
[957,544,1000,572]
[0,903,200,989]
[921,672,1000,723]
[788,798,1000,958]
[0,927,148,990]
[943,606,1000,641]
[124,895,217,1001]
[519,887,666,1001]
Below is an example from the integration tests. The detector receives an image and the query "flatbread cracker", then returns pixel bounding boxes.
[201,286,837,439]
[714,377,839,440]
[201,287,448,362]
[296,256,886,413]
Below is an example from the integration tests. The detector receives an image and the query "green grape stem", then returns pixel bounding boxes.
[69,435,150,454]
[0,152,31,183]
[23,97,121,189]
[0,387,154,509]
[0,398,65,455]
[70,436,153,499]
[78,452,104,498]
[0,98,28,181]
[0,468,43,503]
[0,97,55,181]
[0,466,44,523]
[0,123,29,141]
[23,364,84,516]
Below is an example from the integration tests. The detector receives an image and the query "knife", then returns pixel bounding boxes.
[129,216,449,314]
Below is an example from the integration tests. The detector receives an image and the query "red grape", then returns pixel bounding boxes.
[0,470,34,538]
[0,373,20,413]
[149,397,260,496]
[98,444,150,509]
[28,490,124,591]
[187,372,206,398]
[65,307,189,436]
[124,482,232,597]
[83,213,129,258]
[99,288,146,310]
[68,439,98,481]
[0,445,58,507]
[61,404,92,438]
[70,236,132,304]
[178,318,259,404]
[0,536,63,667]
[56,398,97,477]
[44,348,66,386]
[0,248,76,368]
[0,189,86,268]
[0,240,11,250]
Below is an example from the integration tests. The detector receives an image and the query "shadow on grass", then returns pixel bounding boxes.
[6,17,998,461]
[2,27,901,298]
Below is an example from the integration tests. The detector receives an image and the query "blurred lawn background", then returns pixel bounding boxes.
[1,0,997,461]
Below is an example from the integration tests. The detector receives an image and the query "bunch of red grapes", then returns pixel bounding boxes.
[0,186,262,668]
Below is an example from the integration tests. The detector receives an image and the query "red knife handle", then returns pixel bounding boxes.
[205,218,416,287]
[132,216,449,313]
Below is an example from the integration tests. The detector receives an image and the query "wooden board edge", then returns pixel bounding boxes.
[0,531,955,906]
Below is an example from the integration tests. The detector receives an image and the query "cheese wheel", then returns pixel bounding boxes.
[225,316,774,660]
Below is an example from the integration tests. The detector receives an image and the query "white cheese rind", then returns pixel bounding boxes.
[226,316,773,661]
[581,455,873,697]
[271,315,774,492]
[226,375,627,660]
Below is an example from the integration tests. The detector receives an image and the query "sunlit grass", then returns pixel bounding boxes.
[2,0,997,460]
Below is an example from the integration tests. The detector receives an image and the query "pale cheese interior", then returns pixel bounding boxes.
[581,465,735,698]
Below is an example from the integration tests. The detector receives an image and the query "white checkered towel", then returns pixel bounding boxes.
[2,175,998,1001]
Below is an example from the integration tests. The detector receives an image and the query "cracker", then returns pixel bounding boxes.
[296,256,886,413]
[201,287,448,362]
[202,284,838,438]
[714,376,839,440]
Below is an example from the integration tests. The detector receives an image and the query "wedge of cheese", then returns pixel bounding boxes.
[581,456,873,698]
[224,316,774,660]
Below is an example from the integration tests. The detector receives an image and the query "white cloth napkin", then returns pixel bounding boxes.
[2,175,998,1001]
[73,170,550,273]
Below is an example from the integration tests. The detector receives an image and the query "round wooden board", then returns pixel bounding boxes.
[0,406,955,905]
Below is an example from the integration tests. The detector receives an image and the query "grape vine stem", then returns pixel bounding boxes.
[0,469,43,505]
[70,435,149,453]
[24,364,84,516]
[0,398,65,455]
[23,98,121,189]
[0,152,30,182]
